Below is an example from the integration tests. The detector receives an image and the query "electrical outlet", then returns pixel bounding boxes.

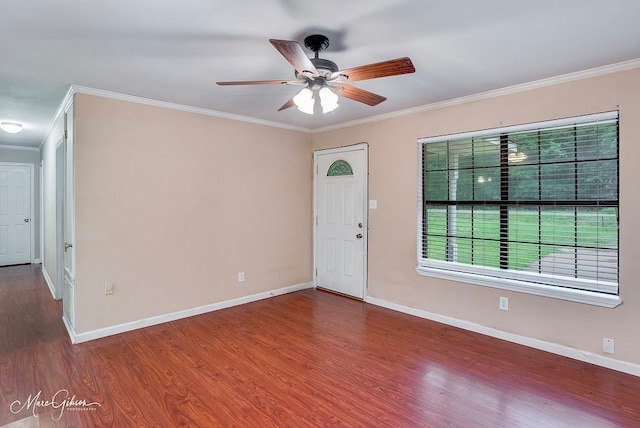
[238,272,245,283]
[105,282,114,295]
[499,296,509,311]
[603,338,615,354]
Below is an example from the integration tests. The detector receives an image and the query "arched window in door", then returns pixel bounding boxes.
[327,159,353,176]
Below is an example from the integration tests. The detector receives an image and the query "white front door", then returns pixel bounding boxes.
[314,144,368,299]
[0,164,32,266]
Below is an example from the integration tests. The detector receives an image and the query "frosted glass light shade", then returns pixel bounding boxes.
[0,122,23,133]
[319,87,339,113]
[293,88,314,114]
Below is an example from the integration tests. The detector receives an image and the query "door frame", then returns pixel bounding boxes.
[62,99,76,333]
[313,143,369,298]
[53,138,65,300]
[0,162,35,265]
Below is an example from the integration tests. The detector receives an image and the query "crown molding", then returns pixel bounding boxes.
[40,58,640,140]
[70,85,310,133]
[40,85,75,149]
[0,144,40,152]
[312,58,640,134]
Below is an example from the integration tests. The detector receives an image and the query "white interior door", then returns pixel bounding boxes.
[314,144,368,299]
[0,164,32,266]
[63,104,76,329]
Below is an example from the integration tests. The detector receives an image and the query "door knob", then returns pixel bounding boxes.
[358,223,363,228]
[356,233,363,239]
[64,243,73,252]
[24,218,30,223]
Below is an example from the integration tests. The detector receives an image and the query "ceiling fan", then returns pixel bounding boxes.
[216,34,416,114]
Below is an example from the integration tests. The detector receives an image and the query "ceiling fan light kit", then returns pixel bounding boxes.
[293,88,314,114]
[217,34,415,115]
[293,86,339,115]
[0,121,23,133]
[319,87,339,113]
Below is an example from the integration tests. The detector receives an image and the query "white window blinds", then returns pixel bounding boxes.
[418,112,619,295]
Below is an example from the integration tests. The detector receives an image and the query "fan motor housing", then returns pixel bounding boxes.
[295,58,338,81]
[311,58,338,76]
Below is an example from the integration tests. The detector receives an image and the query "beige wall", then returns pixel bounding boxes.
[73,94,313,333]
[313,68,640,365]
[0,146,41,261]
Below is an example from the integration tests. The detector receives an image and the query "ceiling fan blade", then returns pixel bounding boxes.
[334,57,415,82]
[216,80,290,86]
[269,39,319,78]
[334,84,387,106]
[278,97,296,111]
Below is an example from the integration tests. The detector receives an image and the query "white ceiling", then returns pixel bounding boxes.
[2,0,640,147]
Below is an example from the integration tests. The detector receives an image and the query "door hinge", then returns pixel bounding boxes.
[316,164,318,174]
[64,129,68,139]
[315,216,318,225]
[315,268,318,276]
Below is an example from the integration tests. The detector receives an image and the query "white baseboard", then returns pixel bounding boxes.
[33,258,41,264]
[41,266,58,300]
[73,282,314,344]
[62,314,77,344]
[365,295,640,378]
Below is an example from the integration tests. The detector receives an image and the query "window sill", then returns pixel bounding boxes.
[416,266,622,308]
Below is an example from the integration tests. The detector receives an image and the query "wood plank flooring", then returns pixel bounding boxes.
[1,264,639,427]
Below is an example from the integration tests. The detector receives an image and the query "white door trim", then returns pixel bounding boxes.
[39,162,43,264]
[53,138,65,300]
[62,101,76,332]
[313,143,368,298]
[0,162,35,264]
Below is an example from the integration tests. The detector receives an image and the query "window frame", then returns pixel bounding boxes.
[416,111,621,308]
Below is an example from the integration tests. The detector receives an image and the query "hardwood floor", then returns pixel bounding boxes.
[1,265,639,427]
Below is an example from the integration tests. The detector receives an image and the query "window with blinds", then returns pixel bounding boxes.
[418,112,619,297]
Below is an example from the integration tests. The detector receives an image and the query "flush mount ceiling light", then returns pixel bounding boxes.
[0,122,23,134]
